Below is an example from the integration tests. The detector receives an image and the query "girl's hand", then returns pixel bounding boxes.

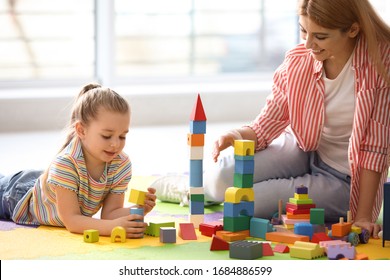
[212,130,242,162]
[143,187,156,215]
[116,215,147,239]
[353,218,382,239]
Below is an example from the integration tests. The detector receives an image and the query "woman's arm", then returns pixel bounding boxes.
[353,168,382,238]
[55,187,146,238]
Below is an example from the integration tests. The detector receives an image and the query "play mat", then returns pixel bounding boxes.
[0,176,389,260]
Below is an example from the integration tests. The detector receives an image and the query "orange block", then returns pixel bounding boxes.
[286,213,311,219]
[187,133,205,146]
[355,253,369,260]
[265,231,310,244]
[331,222,352,237]
[216,230,250,242]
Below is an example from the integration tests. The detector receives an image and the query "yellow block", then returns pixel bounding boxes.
[294,193,308,200]
[111,226,126,243]
[225,187,254,203]
[234,140,255,156]
[129,189,147,205]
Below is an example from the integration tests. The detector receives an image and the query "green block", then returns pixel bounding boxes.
[84,229,99,243]
[310,208,325,225]
[190,194,204,202]
[223,216,251,232]
[289,198,313,204]
[145,222,175,237]
[233,173,253,188]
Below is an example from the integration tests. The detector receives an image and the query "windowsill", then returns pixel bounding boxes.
[0,73,272,132]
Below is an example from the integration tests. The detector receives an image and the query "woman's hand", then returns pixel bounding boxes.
[353,217,382,239]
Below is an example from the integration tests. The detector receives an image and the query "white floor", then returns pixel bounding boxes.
[0,122,242,177]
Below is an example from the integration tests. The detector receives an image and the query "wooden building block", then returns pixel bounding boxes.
[223,216,251,232]
[262,242,274,256]
[111,226,126,243]
[265,231,310,244]
[145,221,175,237]
[216,230,250,242]
[310,208,325,225]
[234,140,255,156]
[294,222,314,240]
[189,160,203,187]
[233,173,253,188]
[189,200,204,215]
[189,187,204,195]
[331,218,352,237]
[179,223,197,240]
[210,234,230,251]
[234,159,255,174]
[199,221,223,237]
[187,133,205,146]
[273,244,290,253]
[250,217,275,239]
[294,193,309,200]
[229,240,262,260]
[290,241,324,260]
[190,94,207,121]
[189,146,204,160]
[295,185,308,194]
[128,188,147,205]
[83,229,99,243]
[224,201,254,217]
[160,227,176,243]
[190,120,206,134]
[225,187,254,203]
[189,214,204,229]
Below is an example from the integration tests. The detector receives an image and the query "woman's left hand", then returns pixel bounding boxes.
[353,218,382,239]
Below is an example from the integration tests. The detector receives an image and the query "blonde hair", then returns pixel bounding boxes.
[299,0,390,85]
[42,83,130,182]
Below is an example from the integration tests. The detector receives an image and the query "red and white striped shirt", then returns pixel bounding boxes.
[249,37,389,222]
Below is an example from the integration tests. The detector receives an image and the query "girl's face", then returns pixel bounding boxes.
[299,15,359,65]
[77,108,130,166]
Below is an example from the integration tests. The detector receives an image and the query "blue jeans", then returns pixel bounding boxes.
[0,170,42,220]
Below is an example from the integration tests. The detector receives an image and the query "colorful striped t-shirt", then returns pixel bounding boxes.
[12,137,132,226]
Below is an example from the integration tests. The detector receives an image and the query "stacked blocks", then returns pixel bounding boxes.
[283,185,316,230]
[188,94,207,227]
[223,140,255,232]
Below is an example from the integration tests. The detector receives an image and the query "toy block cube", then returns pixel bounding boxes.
[234,140,255,156]
[310,208,325,225]
[190,120,206,134]
[224,187,254,203]
[294,222,314,240]
[111,226,126,243]
[189,146,203,160]
[189,160,203,187]
[188,214,204,229]
[295,185,308,194]
[223,215,251,232]
[129,189,147,205]
[190,194,204,202]
[229,240,262,260]
[199,221,223,237]
[145,221,175,237]
[234,159,254,175]
[210,234,229,251]
[189,200,204,215]
[233,173,253,188]
[160,227,176,243]
[294,193,309,200]
[187,133,204,146]
[179,223,197,240]
[250,217,275,239]
[83,229,99,243]
[224,201,254,217]
[189,187,204,195]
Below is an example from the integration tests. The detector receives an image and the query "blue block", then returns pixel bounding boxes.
[190,200,204,214]
[190,121,206,134]
[294,222,314,240]
[235,159,254,174]
[250,217,275,239]
[224,201,254,217]
[189,160,203,187]
[234,155,254,161]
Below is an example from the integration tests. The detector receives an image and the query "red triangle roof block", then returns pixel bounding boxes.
[190,94,207,121]
[210,234,230,251]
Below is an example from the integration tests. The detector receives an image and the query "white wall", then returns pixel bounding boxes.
[0,78,271,132]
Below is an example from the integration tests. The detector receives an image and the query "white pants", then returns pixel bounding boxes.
[203,131,351,223]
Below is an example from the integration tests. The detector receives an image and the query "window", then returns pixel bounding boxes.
[0,0,389,87]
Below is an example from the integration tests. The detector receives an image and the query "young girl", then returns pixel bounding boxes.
[0,83,156,238]
[153,0,389,238]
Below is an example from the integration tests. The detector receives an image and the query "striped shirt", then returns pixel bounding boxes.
[12,137,132,226]
[248,37,389,222]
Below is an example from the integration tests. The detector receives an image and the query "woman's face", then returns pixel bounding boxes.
[299,15,358,65]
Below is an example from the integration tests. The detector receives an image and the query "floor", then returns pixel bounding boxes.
[0,122,242,177]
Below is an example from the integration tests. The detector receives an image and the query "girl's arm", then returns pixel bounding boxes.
[353,168,382,238]
[55,187,146,238]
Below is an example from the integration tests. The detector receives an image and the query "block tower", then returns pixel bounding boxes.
[223,140,255,232]
[188,93,206,228]
[283,185,316,229]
